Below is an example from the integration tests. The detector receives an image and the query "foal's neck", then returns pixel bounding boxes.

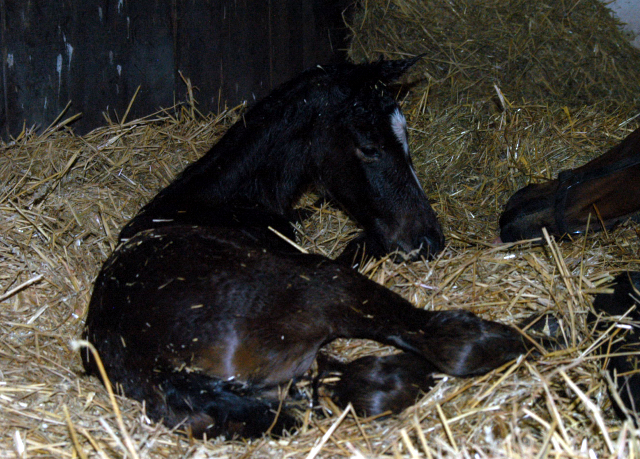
[156,97,328,216]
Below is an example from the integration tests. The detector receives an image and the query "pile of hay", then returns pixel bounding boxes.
[349,0,640,109]
[1,0,640,457]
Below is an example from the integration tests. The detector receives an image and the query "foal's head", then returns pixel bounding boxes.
[316,58,445,259]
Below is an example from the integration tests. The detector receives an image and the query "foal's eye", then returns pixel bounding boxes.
[356,147,380,163]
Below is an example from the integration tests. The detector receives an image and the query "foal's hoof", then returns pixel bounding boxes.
[518,313,568,352]
[589,272,640,423]
[318,353,436,417]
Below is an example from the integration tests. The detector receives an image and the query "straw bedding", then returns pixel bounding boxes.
[1,0,640,457]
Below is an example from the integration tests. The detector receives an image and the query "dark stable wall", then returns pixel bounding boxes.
[0,0,351,140]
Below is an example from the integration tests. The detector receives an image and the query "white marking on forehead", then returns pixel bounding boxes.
[390,108,409,155]
[410,165,424,192]
[390,109,423,191]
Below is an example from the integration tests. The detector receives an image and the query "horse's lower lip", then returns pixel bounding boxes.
[392,240,438,261]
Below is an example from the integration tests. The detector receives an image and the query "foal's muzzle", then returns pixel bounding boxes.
[391,227,445,261]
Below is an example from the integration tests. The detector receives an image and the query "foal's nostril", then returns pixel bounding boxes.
[419,233,444,258]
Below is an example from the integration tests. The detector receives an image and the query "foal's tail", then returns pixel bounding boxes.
[153,372,298,439]
[82,347,297,439]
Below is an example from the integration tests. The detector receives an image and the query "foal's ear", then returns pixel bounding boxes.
[361,54,424,85]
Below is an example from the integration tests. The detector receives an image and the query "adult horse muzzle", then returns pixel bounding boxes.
[499,126,640,242]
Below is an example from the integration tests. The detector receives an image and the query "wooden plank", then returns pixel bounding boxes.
[0,0,349,139]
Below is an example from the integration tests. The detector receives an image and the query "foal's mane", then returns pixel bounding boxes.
[149,61,411,215]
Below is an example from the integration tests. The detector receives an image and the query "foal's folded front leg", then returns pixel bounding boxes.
[330,278,526,377]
